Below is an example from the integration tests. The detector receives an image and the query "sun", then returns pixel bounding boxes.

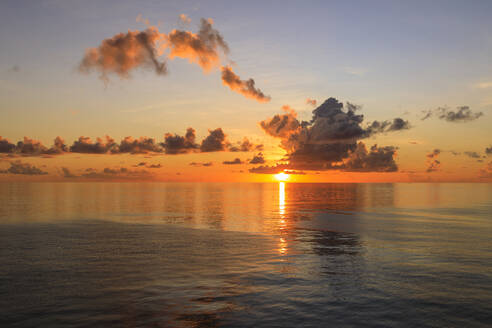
[274,172,290,182]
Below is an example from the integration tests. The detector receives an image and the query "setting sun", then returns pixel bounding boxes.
[274,172,290,182]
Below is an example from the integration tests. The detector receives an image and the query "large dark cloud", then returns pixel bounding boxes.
[254,98,406,173]
[80,17,270,102]
[486,146,492,156]
[0,161,48,175]
[421,106,483,122]
[119,136,162,154]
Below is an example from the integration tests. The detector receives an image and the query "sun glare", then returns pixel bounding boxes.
[274,172,289,182]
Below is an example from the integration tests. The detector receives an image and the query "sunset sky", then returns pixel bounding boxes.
[1,0,491,182]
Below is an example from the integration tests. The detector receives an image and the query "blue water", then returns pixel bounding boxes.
[1,183,491,327]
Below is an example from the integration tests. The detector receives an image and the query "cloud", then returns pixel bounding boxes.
[79,27,167,82]
[479,161,492,178]
[259,105,301,139]
[80,167,151,180]
[341,143,398,172]
[189,162,213,167]
[366,118,411,135]
[421,106,483,122]
[147,163,162,168]
[426,149,440,159]
[61,167,76,178]
[167,18,229,72]
[1,129,261,157]
[249,152,265,164]
[254,98,403,172]
[464,151,481,159]
[223,158,243,165]
[80,17,269,102]
[221,66,271,103]
[0,161,48,175]
[200,128,227,152]
[227,137,263,152]
[119,136,162,153]
[161,128,198,154]
[69,136,118,154]
[306,98,317,107]
[486,146,492,156]
[249,164,291,174]
[179,14,191,24]
[0,137,16,153]
[248,164,306,174]
[0,136,68,156]
[426,149,441,173]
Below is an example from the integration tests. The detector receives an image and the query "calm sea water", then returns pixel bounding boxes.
[1,182,491,327]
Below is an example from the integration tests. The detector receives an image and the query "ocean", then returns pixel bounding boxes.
[1,182,491,327]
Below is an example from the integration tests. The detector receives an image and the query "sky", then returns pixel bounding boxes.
[0,0,491,182]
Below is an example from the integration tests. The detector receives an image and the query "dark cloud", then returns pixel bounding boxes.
[0,161,48,175]
[0,137,16,153]
[69,136,118,154]
[0,136,68,156]
[426,149,441,173]
[426,149,440,159]
[479,161,492,179]
[227,138,263,152]
[161,128,198,154]
[223,158,243,165]
[147,163,162,168]
[119,136,162,154]
[366,118,411,135]
[249,164,291,174]
[200,128,227,152]
[486,146,492,156]
[421,106,483,122]
[61,167,76,178]
[255,98,402,172]
[190,162,213,167]
[133,162,147,167]
[81,167,151,180]
[341,143,398,172]
[249,152,265,164]
[221,66,271,103]
[464,151,481,159]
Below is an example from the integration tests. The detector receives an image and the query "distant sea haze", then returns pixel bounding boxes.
[1,182,491,327]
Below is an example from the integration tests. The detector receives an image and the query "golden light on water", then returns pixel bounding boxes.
[278,181,287,255]
[274,172,289,182]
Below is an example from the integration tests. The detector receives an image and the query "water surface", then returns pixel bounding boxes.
[1,183,491,327]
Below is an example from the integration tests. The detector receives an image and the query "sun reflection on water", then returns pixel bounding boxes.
[278,181,288,255]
